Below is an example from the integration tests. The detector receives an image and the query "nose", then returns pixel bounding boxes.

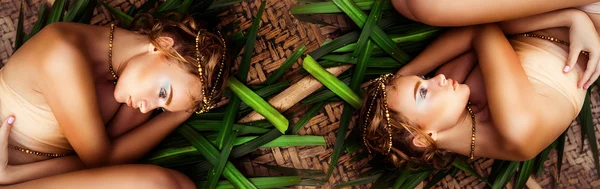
[435,74,447,87]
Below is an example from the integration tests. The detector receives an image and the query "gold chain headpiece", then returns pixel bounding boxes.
[362,73,394,155]
[195,30,227,114]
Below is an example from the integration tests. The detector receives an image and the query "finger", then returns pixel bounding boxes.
[0,116,14,163]
[0,116,14,142]
[580,52,600,88]
[566,46,582,73]
[584,69,600,89]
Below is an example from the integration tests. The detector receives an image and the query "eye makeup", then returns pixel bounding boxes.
[159,79,172,108]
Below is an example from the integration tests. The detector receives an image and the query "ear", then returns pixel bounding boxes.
[149,36,175,53]
[411,131,437,148]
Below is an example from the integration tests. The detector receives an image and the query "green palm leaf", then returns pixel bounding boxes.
[13,0,25,52]
[302,55,361,109]
[579,91,600,176]
[216,0,266,149]
[515,159,535,189]
[46,0,66,25]
[176,125,257,189]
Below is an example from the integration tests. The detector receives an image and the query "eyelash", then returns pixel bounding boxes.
[159,87,167,99]
[419,87,428,99]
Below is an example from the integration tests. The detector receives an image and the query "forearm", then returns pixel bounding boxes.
[473,24,536,143]
[499,8,588,34]
[106,111,191,165]
[397,26,476,76]
[3,156,85,185]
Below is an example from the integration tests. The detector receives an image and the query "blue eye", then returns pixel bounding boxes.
[159,87,167,99]
[419,88,428,99]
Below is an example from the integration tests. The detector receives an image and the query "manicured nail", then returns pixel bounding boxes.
[7,117,14,124]
[563,66,570,73]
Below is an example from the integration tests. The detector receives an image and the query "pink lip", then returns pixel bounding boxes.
[452,80,458,90]
[127,96,132,107]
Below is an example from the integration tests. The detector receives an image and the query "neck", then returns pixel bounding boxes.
[92,26,148,81]
[435,106,475,156]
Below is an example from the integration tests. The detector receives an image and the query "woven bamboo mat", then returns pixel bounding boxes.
[1,0,600,188]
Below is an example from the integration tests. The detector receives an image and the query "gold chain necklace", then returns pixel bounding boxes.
[514,33,589,56]
[7,24,118,158]
[467,102,476,159]
[109,24,117,84]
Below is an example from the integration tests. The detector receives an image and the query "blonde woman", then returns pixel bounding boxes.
[0,14,229,188]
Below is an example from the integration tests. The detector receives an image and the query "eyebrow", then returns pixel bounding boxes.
[414,80,421,101]
[165,83,173,106]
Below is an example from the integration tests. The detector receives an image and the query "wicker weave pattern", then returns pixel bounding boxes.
[1,0,599,188]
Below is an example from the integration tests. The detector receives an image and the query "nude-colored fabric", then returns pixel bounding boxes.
[0,70,73,164]
[577,2,600,14]
[510,37,587,115]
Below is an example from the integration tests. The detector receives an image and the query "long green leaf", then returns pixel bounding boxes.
[28,3,48,39]
[200,176,301,189]
[580,91,600,176]
[207,131,238,189]
[13,0,25,52]
[391,168,411,189]
[216,0,266,149]
[101,2,133,27]
[177,125,257,189]
[290,102,327,134]
[227,77,289,133]
[556,131,566,180]
[492,161,519,189]
[325,17,376,178]
[230,129,281,159]
[157,0,182,12]
[264,45,307,85]
[321,55,401,68]
[208,0,243,10]
[187,120,270,134]
[401,171,431,189]
[64,0,89,22]
[452,158,491,186]
[535,144,552,177]
[291,0,392,14]
[352,0,382,57]
[308,31,360,60]
[302,55,360,109]
[515,159,535,189]
[334,173,382,188]
[331,0,410,63]
[239,81,290,112]
[76,0,97,24]
[46,0,66,25]
[177,0,194,14]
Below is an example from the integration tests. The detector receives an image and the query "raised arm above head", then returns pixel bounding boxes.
[392,0,599,26]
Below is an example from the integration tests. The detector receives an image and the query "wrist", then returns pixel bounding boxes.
[567,9,590,27]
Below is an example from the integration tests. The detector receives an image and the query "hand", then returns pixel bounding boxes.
[565,15,600,89]
[0,116,15,184]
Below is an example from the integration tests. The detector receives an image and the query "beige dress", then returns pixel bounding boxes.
[509,36,586,116]
[0,69,73,165]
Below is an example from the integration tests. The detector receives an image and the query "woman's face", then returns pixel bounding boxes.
[386,74,470,133]
[114,51,201,113]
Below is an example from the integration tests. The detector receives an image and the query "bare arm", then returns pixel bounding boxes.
[107,105,152,138]
[472,24,543,160]
[392,0,599,26]
[397,27,477,77]
[499,8,587,34]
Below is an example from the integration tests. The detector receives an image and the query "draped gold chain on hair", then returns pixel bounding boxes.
[362,73,394,155]
[195,30,227,114]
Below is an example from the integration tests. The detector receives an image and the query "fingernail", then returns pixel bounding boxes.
[7,117,14,124]
[563,66,570,73]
